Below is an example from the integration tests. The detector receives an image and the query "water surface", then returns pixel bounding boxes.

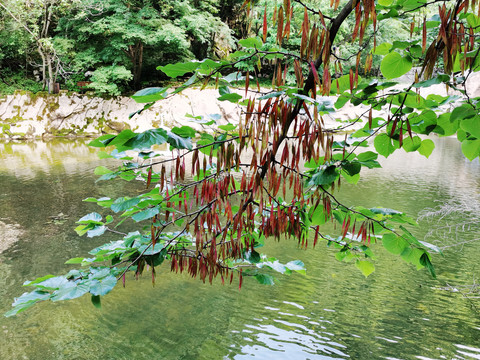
[0,138,479,360]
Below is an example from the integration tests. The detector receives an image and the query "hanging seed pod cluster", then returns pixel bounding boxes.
[6,0,480,316]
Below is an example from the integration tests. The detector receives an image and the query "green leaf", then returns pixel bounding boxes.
[166,131,193,150]
[285,260,306,275]
[104,130,137,147]
[355,260,375,277]
[65,257,85,264]
[94,166,112,176]
[87,225,107,238]
[373,42,392,55]
[356,151,378,161]
[450,105,477,123]
[413,74,450,88]
[89,134,116,148]
[218,124,237,132]
[89,275,117,296]
[461,139,480,160]
[77,212,103,225]
[171,126,196,138]
[309,165,338,186]
[131,87,168,103]
[239,37,263,49]
[111,197,141,213]
[4,290,51,317]
[418,139,435,158]
[217,92,242,103]
[51,282,90,302]
[402,136,422,152]
[460,116,480,139]
[132,207,159,222]
[382,233,408,255]
[258,91,285,100]
[380,52,412,79]
[310,206,326,226]
[374,133,398,157]
[123,129,168,150]
[342,161,361,176]
[254,274,275,285]
[91,295,101,309]
[419,252,436,278]
[158,62,199,78]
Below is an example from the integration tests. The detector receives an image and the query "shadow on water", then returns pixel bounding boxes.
[0,137,479,360]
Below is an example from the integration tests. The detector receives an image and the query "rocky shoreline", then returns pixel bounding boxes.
[0,88,242,139]
[1,73,478,140]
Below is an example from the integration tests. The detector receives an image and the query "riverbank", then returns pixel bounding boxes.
[0,88,244,139]
[0,74,476,140]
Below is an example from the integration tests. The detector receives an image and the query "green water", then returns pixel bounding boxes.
[0,138,479,360]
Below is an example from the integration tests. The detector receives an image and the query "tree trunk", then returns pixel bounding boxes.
[38,45,47,91]
[127,42,144,90]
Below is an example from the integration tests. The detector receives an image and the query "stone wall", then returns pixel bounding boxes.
[0,89,241,139]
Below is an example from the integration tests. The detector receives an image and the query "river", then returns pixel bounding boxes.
[0,137,479,360]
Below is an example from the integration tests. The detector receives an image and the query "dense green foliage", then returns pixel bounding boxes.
[0,0,244,95]
[4,0,480,317]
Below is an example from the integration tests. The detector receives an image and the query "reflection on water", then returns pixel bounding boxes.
[0,137,479,360]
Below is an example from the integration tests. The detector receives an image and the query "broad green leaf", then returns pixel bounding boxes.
[460,116,480,139]
[166,131,193,150]
[413,74,450,88]
[29,276,69,290]
[461,139,480,160]
[374,133,398,157]
[131,207,159,222]
[104,130,137,147]
[309,165,338,186]
[87,225,107,238]
[380,52,412,79]
[418,139,435,158]
[356,151,378,161]
[419,240,443,255]
[373,42,392,55]
[65,257,85,264]
[400,247,424,268]
[77,212,103,224]
[286,260,306,275]
[382,233,408,255]
[171,126,196,138]
[89,134,115,148]
[91,295,101,309]
[255,274,275,285]
[239,37,263,49]
[111,197,141,213]
[310,206,326,226]
[94,166,112,176]
[370,208,402,216]
[51,282,90,302]
[259,91,285,100]
[158,62,199,78]
[342,161,361,176]
[89,275,117,296]
[218,124,237,132]
[4,290,51,317]
[131,87,168,103]
[137,243,165,256]
[218,93,242,103]
[450,105,477,123]
[123,129,168,150]
[355,260,375,277]
[402,136,422,152]
[420,252,436,278]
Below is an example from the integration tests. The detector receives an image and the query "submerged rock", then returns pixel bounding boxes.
[0,220,22,254]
